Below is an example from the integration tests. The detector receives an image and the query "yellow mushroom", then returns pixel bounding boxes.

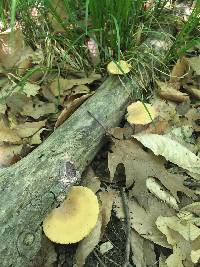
[127,101,156,125]
[43,186,99,244]
[107,60,131,75]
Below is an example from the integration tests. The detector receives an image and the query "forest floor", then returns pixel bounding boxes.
[0,1,200,267]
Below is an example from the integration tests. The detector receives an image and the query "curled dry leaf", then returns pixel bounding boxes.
[55,93,92,128]
[134,133,200,177]
[127,101,156,125]
[146,177,179,210]
[156,80,189,103]
[107,60,131,75]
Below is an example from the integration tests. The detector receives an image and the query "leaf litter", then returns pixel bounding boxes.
[0,30,101,167]
[64,50,200,267]
[1,18,200,267]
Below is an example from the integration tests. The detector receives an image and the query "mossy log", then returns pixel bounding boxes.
[0,31,172,267]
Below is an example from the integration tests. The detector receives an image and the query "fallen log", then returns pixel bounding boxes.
[0,31,172,267]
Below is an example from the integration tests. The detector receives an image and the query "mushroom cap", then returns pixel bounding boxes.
[107,60,131,75]
[43,186,99,244]
[127,101,156,125]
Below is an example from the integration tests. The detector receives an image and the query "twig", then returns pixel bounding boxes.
[119,187,131,267]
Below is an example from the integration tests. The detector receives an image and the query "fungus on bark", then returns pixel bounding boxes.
[43,186,99,244]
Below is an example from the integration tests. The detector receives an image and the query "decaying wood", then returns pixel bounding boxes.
[0,31,172,267]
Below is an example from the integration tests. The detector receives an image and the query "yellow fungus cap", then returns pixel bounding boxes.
[127,101,156,125]
[43,186,99,244]
[107,60,131,75]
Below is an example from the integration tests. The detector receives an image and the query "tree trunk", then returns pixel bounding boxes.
[0,30,172,267]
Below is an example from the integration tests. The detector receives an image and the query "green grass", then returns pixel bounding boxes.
[165,1,200,63]
[0,0,199,78]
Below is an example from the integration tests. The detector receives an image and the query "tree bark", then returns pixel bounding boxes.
[0,30,172,267]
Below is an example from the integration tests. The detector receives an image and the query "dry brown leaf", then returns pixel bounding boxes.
[107,127,128,140]
[0,103,6,114]
[41,86,57,103]
[114,194,174,247]
[143,120,169,134]
[156,216,200,243]
[191,249,200,264]
[71,85,90,95]
[74,213,102,267]
[16,46,35,75]
[181,202,200,217]
[159,253,167,267]
[21,100,57,119]
[170,57,188,82]
[0,127,21,145]
[50,74,101,96]
[22,82,40,97]
[130,229,156,267]
[185,56,200,75]
[156,216,200,267]
[82,166,101,194]
[156,80,189,102]
[5,93,30,114]
[146,177,179,210]
[99,191,116,237]
[0,29,24,69]
[134,134,200,177]
[108,140,194,207]
[30,128,46,145]
[184,85,200,100]
[0,144,23,167]
[150,95,177,121]
[14,120,46,138]
[48,0,69,33]
[55,93,92,128]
